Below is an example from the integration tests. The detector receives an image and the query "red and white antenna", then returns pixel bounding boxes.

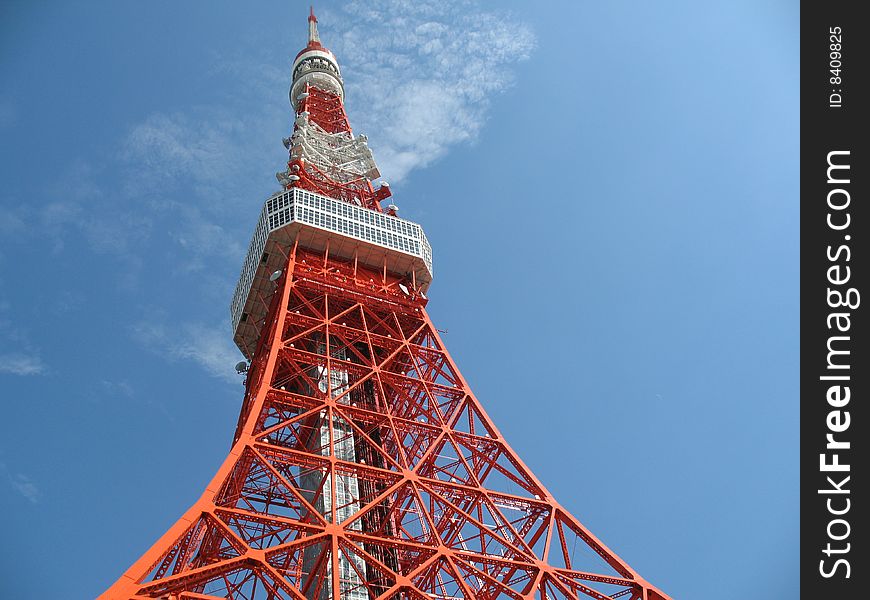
[307,5,320,45]
[282,6,390,210]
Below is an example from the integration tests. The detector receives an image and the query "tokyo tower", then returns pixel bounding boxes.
[101,9,671,600]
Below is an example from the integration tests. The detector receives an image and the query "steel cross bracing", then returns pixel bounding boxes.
[279,85,390,211]
[285,114,378,183]
[101,247,670,600]
[101,9,672,600]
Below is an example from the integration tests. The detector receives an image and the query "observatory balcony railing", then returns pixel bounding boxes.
[231,188,433,357]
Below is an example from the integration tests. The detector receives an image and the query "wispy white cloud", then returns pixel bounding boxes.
[36,160,152,264]
[99,379,135,398]
[0,298,47,376]
[125,111,248,198]
[121,0,535,193]
[41,198,153,258]
[93,111,262,378]
[0,463,41,504]
[169,322,245,383]
[132,318,243,384]
[9,473,41,503]
[167,204,244,272]
[325,0,536,182]
[0,352,46,376]
[122,106,284,213]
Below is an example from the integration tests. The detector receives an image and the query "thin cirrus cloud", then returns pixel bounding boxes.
[9,473,41,503]
[326,0,536,183]
[0,461,41,504]
[123,111,275,206]
[122,1,535,200]
[0,297,47,377]
[0,352,46,376]
[131,319,243,385]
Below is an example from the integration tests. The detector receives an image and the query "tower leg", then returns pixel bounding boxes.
[102,248,671,600]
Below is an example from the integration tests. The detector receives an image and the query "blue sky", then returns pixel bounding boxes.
[0,1,798,598]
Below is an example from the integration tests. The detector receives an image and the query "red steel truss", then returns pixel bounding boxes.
[101,246,670,600]
[101,9,671,600]
[286,84,389,212]
[298,85,350,134]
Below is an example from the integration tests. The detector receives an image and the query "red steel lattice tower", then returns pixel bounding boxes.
[101,10,672,600]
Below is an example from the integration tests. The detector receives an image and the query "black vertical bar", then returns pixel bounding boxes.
[802,2,867,595]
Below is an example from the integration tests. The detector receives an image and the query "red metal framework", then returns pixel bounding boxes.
[277,9,390,212]
[298,85,351,134]
[101,9,672,600]
[101,247,670,600]
[285,84,389,212]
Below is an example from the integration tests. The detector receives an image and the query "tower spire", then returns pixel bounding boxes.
[307,5,320,45]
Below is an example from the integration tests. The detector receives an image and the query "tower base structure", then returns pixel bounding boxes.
[101,243,670,600]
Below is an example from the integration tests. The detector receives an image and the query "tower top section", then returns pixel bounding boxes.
[291,7,343,108]
[231,7,430,354]
[307,6,320,45]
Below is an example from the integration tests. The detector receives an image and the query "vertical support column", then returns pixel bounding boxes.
[238,244,299,440]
